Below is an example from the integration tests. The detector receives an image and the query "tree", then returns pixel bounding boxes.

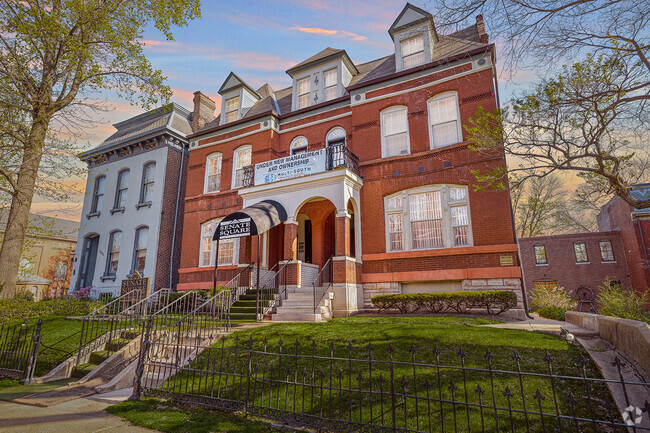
[466,53,650,210]
[432,0,649,209]
[0,1,201,295]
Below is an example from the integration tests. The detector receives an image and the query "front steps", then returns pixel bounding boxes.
[272,288,333,322]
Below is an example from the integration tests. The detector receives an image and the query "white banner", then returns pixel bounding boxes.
[254,149,326,186]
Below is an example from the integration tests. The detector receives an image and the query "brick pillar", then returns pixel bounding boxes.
[283,221,299,285]
[334,210,352,284]
[239,236,252,264]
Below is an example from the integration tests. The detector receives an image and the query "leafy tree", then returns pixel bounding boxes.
[0,0,200,295]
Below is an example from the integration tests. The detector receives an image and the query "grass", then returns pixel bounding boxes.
[0,379,19,391]
[140,316,619,433]
[107,398,293,433]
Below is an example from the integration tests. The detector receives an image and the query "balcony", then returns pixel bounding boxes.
[241,143,360,188]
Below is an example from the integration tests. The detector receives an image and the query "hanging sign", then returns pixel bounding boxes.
[218,217,252,239]
[254,149,326,185]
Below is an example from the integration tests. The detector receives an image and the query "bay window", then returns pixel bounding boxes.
[384,185,472,252]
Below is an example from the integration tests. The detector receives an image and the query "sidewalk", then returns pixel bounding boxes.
[481,312,600,337]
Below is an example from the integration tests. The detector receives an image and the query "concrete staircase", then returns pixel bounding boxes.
[272,287,334,322]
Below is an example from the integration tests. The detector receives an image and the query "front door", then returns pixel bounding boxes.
[77,236,99,289]
[304,220,312,264]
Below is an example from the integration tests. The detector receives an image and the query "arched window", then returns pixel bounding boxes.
[200,219,239,267]
[114,169,129,209]
[105,230,122,276]
[204,153,222,193]
[90,175,105,214]
[326,127,346,147]
[232,145,252,189]
[139,162,156,204]
[380,106,409,157]
[290,136,308,155]
[428,93,461,149]
[133,226,149,273]
[54,261,68,281]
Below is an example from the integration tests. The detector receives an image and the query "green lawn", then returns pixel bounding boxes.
[141,316,619,433]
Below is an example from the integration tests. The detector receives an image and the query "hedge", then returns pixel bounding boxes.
[371,290,518,315]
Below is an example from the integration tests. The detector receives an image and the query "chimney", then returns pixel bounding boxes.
[192,91,216,132]
[476,14,488,43]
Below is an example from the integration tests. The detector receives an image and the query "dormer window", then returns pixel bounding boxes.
[401,35,425,69]
[297,77,310,109]
[324,68,337,101]
[225,96,239,122]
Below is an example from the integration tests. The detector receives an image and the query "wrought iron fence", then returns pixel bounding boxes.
[256,261,289,320]
[133,335,650,433]
[313,255,333,314]
[0,319,41,383]
[242,164,255,188]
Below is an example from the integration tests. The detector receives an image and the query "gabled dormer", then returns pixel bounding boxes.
[218,72,261,125]
[389,3,437,72]
[286,48,358,112]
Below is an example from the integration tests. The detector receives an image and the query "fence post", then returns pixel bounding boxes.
[21,319,42,384]
[129,316,153,401]
[388,344,397,432]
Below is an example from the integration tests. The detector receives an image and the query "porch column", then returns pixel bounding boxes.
[334,209,352,284]
[283,220,300,286]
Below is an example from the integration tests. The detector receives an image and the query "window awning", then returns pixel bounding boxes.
[213,199,287,241]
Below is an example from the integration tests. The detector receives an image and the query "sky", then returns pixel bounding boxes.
[31,0,537,221]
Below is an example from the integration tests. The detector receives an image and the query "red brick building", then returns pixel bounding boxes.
[178,4,522,319]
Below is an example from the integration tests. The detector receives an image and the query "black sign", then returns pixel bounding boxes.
[218,217,252,239]
[120,271,149,299]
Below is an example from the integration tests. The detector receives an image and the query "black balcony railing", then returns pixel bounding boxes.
[239,144,360,188]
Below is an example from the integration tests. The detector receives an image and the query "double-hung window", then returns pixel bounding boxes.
[114,170,129,209]
[297,77,310,109]
[323,68,337,101]
[599,240,615,262]
[232,146,252,189]
[133,226,148,273]
[429,94,461,148]
[90,176,105,214]
[534,245,547,264]
[106,230,122,276]
[140,162,155,204]
[401,34,425,69]
[385,185,472,252]
[204,153,222,193]
[574,242,588,263]
[200,219,239,267]
[381,106,409,157]
[225,96,239,123]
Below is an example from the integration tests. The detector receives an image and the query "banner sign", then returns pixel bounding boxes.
[254,149,326,185]
[120,271,149,299]
[219,217,252,239]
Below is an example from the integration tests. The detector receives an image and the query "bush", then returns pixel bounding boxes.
[536,306,568,321]
[371,290,518,315]
[529,285,577,311]
[596,279,649,323]
[0,298,101,324]
[13,290,34,302]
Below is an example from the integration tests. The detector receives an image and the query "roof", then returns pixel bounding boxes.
[630,184,650,213]
[218,71,262,97]
[80,103,192,160]
[17,273,51,285]
[0,212,78,240]
[388,3,436,40]
[192,20,489,137]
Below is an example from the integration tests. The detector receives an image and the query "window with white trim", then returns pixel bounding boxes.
[384,185,472,252]
[381,106,409,157]
[428,93,461,148]
[326,127,346,146]
[204,153,222,193]
[200,219,239,267]
[401,34,425,69]
[232,145,252,189]
[225,96,239,123]
[297,77,310,109]
[323,68,337,101]
[290,136,308,155]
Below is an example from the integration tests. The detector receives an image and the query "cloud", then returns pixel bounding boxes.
[292,26,367,41]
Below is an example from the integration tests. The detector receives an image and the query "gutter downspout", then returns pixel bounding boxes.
[492,55,533,320]
[169,143,187,290]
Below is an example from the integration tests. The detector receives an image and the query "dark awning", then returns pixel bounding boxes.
[213,199,288,241]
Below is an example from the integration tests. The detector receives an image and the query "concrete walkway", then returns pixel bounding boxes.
[481,313,600,337]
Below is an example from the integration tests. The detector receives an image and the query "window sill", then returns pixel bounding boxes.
[110,207,125,215]
[100,275,116,282]
[204,190,221,195]
[535,263,549,266]
[86,211,101,219]
[601,260,617,264]
[576,262,590,265]
[135,201,152,209]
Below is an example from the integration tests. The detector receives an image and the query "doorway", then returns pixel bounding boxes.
[77,235,99,290]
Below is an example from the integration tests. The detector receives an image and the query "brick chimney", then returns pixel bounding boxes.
[192,91,216,132]
[476,14,488,43]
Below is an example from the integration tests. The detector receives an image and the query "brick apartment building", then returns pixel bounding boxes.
[178,4,522,319]
[519,184,650,307]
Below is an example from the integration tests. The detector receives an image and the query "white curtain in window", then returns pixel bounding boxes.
[383,109,408,156]
[451,205,469,246]
[206,155,221,192]
[324,69,337,101]
[409,191,443,249]
[201,219,238,266]
[430,96,459,148]
[402,35,424,68]
[388,214,403,251]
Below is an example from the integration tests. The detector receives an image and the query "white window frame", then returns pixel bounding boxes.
[323,68,338,102]
[225,96,240,123]
[199,218,240,267]
[297,77,310,109]
[114,169,129,210]
[427,92,462,149]
[401,34,425,69]
[380,106,410,158]
[231,145,252,189]
[204,153,222,194]
[290,136,308,155]
[326,127,346,146]
[384,185,473,252]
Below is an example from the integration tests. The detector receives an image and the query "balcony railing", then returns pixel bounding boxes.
[240,143,360,188]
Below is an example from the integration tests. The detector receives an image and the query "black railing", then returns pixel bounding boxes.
[0,319,41,383]
[242,164,255,188]
[256,261,289,320]
[313,256,333,314]
[132,336,650,432]
[224,262,255,308]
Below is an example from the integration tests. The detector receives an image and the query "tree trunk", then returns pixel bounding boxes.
[0,119,48,296]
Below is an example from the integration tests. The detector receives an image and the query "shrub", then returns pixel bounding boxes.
[529,285,577,311]
[596,279,649,323]
[0,298,100,324]
[371,290,518,315]
[13,290,34,302]
[537,306,568,321]
[74,286,92,300]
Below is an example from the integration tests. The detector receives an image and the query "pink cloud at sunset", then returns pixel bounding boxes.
[292,26,367,41]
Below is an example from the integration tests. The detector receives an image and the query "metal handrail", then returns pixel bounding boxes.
[312,256,334,313]
[224,262,255,307]
[256,260,290,320]
[86,288,140,317]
